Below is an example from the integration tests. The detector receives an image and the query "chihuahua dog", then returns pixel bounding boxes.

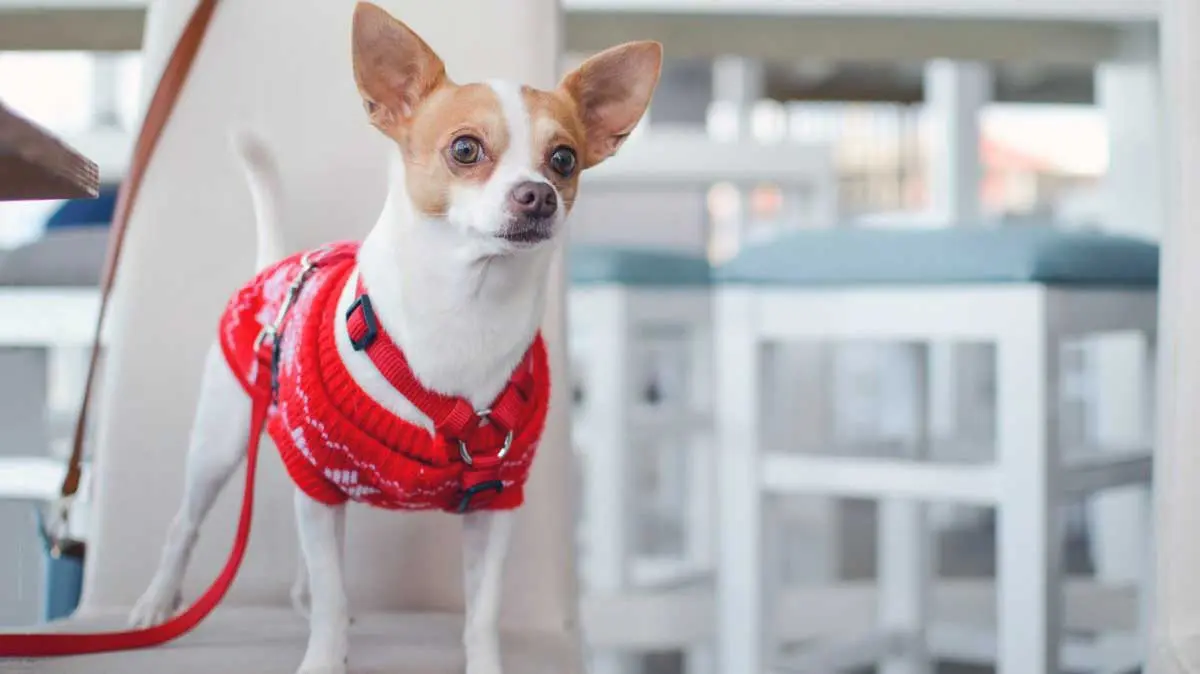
[127,3,661,673]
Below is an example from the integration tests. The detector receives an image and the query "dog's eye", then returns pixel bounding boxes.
[450,136,483,165]
[549,146,577,177]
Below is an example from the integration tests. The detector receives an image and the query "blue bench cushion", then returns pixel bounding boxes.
[715,227,1159,287]
[569,245,711,286]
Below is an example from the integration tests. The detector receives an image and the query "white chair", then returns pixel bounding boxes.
[567,244,713,674]
[564,134,839,671]
[3,0,584,671]
[714,226,1157,674]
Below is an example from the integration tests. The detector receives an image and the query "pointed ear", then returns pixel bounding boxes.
[559,41,663,168]
[351,2,447,132]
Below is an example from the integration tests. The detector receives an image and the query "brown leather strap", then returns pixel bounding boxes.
[60,0,222,499]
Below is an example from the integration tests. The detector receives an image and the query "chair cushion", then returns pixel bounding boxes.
[715,227,1160,287]
[569,245,711,286]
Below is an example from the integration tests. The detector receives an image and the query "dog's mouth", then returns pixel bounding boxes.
[498,218,554,246]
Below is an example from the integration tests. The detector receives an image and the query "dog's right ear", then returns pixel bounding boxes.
[559,41,663,169]
[352,2,447,133]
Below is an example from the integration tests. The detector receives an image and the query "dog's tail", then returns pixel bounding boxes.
[230,130,286,271]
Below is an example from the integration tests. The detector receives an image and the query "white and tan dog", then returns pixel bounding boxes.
[127,4,661,673]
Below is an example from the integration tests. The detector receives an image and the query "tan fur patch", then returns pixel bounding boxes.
[351,3,447,133]
[353,1,660,223]
[391,83,511,218]
[522,87,587,213]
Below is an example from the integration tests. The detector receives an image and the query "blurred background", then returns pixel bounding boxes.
[0,2,1163,674]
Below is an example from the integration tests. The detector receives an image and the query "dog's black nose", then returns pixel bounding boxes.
[509,181,557,219]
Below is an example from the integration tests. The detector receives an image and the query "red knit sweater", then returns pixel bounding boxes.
[218,242,550,513]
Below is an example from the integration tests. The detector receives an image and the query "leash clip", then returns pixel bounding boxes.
[253,248,332,392]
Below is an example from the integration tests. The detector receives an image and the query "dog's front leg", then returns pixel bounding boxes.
[294,490,349,674]
[131,346,251,627]
[462,510,515,674]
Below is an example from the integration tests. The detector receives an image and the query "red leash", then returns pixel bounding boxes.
[0,377,270,656]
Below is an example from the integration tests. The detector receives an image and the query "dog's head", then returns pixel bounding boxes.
[352,2,661,253]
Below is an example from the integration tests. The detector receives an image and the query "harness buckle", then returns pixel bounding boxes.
[346,294,379,351]
[456,480,504,514]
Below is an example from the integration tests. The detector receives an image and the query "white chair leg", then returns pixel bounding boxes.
[716,289,765,674]
[686,320,715,576]
[1090,332,1154,661]
[685,433,713,575]
[1088,333,1147,579]
[879,343,932,674]
[685,644,716,674]
[1136,330,1158,657]
[584,291,636,674]
[996,307,1062,674]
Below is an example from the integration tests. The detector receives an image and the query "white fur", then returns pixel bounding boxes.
[442,81,562,249]
[230,130,286,270]
[131,83,559,674]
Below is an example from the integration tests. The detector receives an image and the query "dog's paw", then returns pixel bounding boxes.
[296,638,348,674]
[128,583,183,627]
[464,632,502,674]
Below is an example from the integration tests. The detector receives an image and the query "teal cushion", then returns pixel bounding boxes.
[715,227,1159,287]
[569,245,711,286]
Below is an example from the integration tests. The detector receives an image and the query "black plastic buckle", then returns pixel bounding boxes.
[346,294,379,351]
[456,481,504,514]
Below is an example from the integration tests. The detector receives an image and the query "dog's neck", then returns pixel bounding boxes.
[352,158,553,409]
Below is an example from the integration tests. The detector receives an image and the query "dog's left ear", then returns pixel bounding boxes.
[352,2,447,134]
[559,41,663,169]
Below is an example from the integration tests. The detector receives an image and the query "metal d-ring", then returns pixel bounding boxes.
[459,430,514,466]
